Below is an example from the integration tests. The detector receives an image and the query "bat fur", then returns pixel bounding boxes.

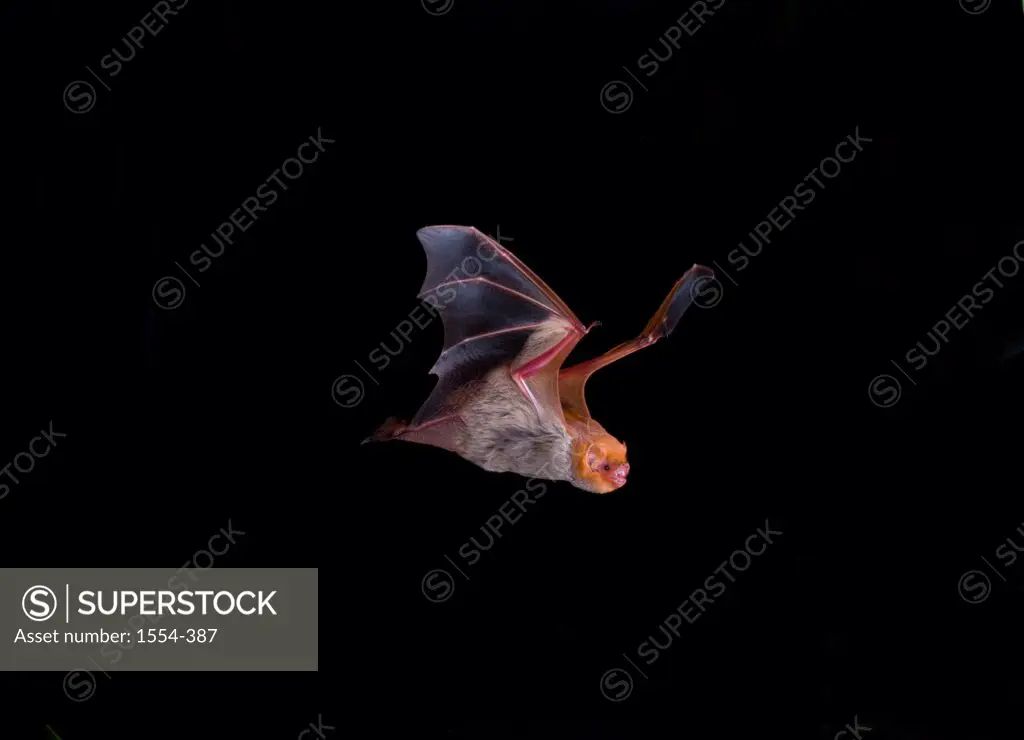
[457,323,575,483]
[366,225,711,494]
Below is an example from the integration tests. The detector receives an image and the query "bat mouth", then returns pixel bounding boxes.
[609,463,630,487]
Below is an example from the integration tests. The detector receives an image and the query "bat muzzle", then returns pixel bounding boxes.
[611,463,630,486]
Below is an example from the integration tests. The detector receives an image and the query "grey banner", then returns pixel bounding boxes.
[2,568,317,671]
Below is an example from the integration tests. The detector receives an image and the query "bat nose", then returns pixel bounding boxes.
[619,463,630,476]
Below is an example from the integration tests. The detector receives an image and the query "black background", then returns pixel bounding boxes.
[5,0,1024,737]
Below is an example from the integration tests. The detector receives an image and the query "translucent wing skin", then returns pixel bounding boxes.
[560,264,714,421]
[408,225,588,432]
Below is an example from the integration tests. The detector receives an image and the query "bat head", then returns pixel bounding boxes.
[574,434,629,493]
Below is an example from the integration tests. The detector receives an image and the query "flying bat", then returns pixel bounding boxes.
[366,225,714,493]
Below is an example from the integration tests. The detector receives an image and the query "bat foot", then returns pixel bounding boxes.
[363,417,408,444]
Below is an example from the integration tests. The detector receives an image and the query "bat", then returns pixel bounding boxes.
[365,225,714,493]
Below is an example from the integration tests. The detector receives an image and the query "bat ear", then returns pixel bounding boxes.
[584,442,601,469]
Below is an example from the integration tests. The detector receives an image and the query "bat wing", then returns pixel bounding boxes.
[560,264,714,421]
[370,226,589,450]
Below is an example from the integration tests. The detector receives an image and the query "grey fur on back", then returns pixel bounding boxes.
[456,321,577,483]
[459,366,574,482]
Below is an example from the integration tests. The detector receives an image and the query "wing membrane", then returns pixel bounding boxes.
[560,264,713,420]
[410,226,586,427]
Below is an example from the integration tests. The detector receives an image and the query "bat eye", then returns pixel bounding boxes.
[602,464,611,471]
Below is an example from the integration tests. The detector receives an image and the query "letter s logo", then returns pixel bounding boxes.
[421,569,454,603]
[22,585,58,621]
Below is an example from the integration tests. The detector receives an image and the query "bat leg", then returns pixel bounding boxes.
[363,415,463,454]
[362,416,405,443]
[511,329,581,415]
[511,374,540,415]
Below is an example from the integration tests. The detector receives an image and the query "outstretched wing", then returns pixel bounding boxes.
[410,225,588,430]
[560,264,714,421]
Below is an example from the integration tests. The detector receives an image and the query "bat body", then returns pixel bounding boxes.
[367,226,713,494]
